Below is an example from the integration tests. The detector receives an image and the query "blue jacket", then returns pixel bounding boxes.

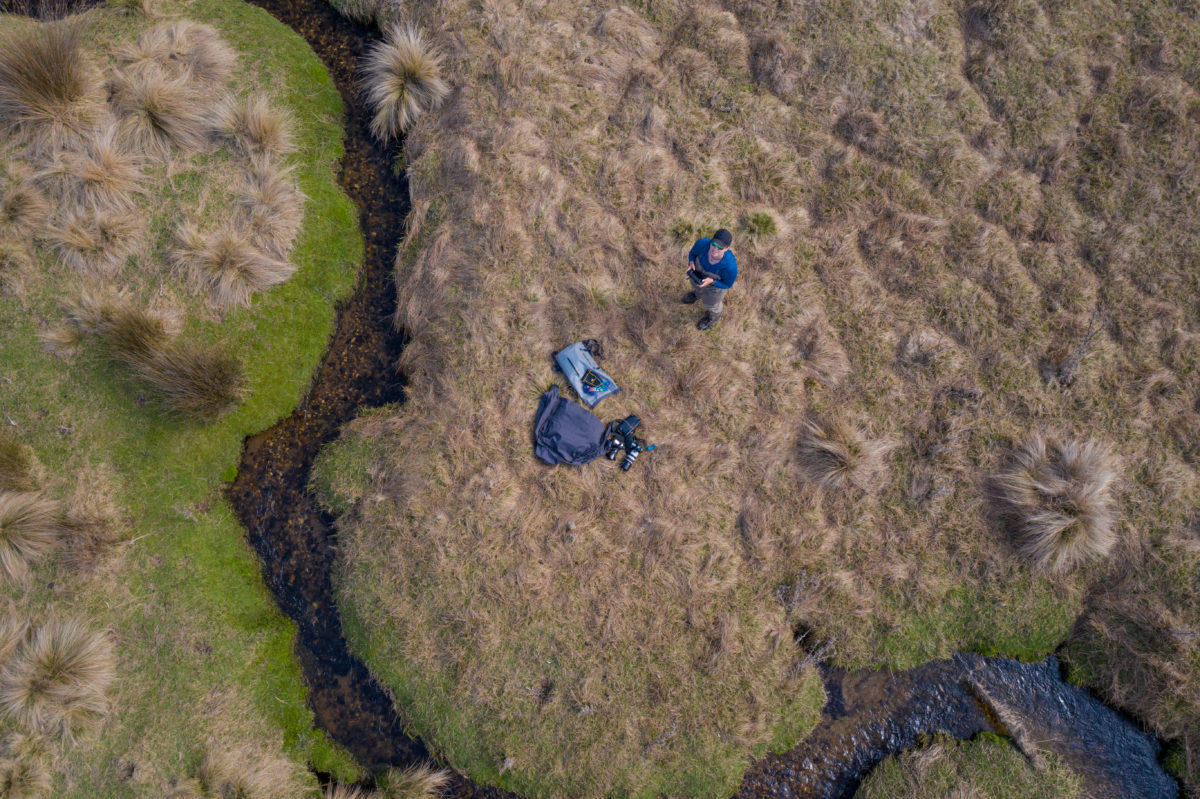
[688,238,737,289]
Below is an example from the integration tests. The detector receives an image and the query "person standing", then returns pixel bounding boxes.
[682,228,737,330]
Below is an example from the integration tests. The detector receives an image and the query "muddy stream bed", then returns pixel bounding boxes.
[215,0,1181,797]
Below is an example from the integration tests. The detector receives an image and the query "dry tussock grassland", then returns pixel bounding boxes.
[319,0,1200,795]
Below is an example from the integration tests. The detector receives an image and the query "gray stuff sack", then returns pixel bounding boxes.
[533,385,608,466]
[555,341,620,408]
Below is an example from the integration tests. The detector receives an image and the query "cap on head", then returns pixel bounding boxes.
[713,228,733,247]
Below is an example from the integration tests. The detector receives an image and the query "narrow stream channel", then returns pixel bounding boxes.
[208,2,1182,798]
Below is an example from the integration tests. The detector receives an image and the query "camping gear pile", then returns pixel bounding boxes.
[533,340,654,471]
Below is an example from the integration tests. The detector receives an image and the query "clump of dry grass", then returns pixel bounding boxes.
[323,783,369,799]
[0,492,62,583]
[671,6,748,75]
[162,778,204,799]
[114,21,235,89]
[237,161,305,258]
[592,6,660,57]
[44,208,141,276]
[798,416,891,492]
[362,24,449,143]
[992,434,1119,572]
[172,221,296,308]
[128,344,247,423]
[0,18,102,158]
[0,435,36,493]
[0,175,49,239]
[109,65,211,160]
[376,764,451,799]
[61,287,174,362]
[794,318,849,386]
[36,124,142,213]
[57,510,118,575]
[334,0,386,25]
[834,109,894,157]
[62,290,246,421]
[106,0,159,15]
[0,732,53,799]
[749,33,806,96]
[0,610,30,665]
[898,327,954,369]
[210,94,296,160]
[197,743,304,799]
[973,168,1039,237]
[0,616,114,741]
[0,241,32,291]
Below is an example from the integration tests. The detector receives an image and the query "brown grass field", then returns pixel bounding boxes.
[317,0,1200,795]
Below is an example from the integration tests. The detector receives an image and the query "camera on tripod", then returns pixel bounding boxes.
[604,415,655,472]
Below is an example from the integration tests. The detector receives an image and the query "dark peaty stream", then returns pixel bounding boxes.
[210,1,1181,798]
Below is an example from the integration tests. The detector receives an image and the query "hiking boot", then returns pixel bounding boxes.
[697,313,718,330]
[681,291,698,304]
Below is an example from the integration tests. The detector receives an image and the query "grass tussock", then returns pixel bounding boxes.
[0,241,32,290]
[993,435,1119,573]
[237,161,305,258]
[0,616,114,741]
[109,65,211,160]
[61,288,174,363]
[362,24,449,143]
[114,21,234,89]
[834,109,895,157]
[210,93,296,160]
[36,124,142,214]
[332,0,386,26]
[593,6,661,57]
[749,33,806,97]
[44,208,141,276]
[63,290,246,421]
[0,176,49,239]
[794,317,849,386]
[128,344,247,423]
[106,0,159,16]
[0,435,36,493]
[162,779,204,799]
[172,221,295,308]
[0,18,102,158]
[197,743,304,799]
[0,733,53,799]
[375,764,451,799]
[798,416,892,493]
[0,610,30,665]
[0,492,62,583]
[322,783,369,799]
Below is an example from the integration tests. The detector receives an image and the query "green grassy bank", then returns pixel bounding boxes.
[0,0,362,794]
[856,734,1081,799]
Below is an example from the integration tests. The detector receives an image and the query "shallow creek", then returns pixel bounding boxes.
[172,0,1177,797]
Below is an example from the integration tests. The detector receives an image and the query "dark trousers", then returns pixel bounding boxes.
[690,264,726,319]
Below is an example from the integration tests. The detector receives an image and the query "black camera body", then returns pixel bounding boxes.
[604,415,655,471]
